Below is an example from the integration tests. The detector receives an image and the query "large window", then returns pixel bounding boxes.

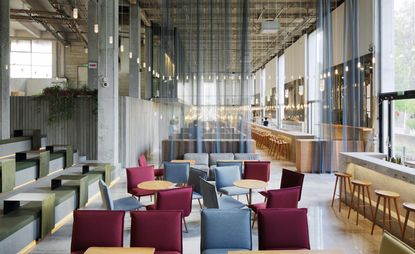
[10,39,53,79]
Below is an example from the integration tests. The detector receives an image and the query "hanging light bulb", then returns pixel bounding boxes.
[169,76,172,81]
[299,85,304,96]
[73,8,78,19]
[327,71,331,77]
[320,79,325,92]
[285,89,289,98]
[148,66,151,72]
[120,44,124,52]
[372,57,376,64]
[345,65,349,72]
[142,62,146,68]
[357,62,361,68]
[109,36,113,44]
[193,75,196,80]
[176,76,179,81]
[216,75,219,80]
[129,52,132,58]
[84,47,88,54]
[208,75,211,80]
[223,75,226,80]
[94,24,99,33]
[335,69,339,75]
[186,75,189,80]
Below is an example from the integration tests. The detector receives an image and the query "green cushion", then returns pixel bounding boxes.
[0,204,40,241]
[379,232,415,254]
[50,152,64,161]
[0,137,31,145]
[16,160,37,172]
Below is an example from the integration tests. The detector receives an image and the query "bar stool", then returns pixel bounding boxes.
[371,190,403,235]
[347,180,374,225]
[331,172,352,213]
[402,202,415,240]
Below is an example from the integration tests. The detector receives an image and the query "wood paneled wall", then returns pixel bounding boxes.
[10,96,97,159]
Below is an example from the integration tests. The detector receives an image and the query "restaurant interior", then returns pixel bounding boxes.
[0,0,415,253]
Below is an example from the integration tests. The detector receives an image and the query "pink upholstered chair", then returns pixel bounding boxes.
[70,210,125,254]
[146,187,193,233]
[139,154,164,178]
[130,210,183,254]
[126,166,155,200]
[249,186,301,228]
[258,208,310,250]
[244,161,271,182]
[260,168,305,201]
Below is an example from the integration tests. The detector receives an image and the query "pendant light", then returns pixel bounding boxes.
[94,0,99,33]
[73,0,78,19]
[120,6,124,52]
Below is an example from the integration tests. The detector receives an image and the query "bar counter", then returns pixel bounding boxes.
[250,123,315,162]
[339,152,415,246]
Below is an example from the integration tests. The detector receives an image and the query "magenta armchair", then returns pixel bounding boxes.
[70,210,125,254]
[244,161,270,182]
[139,154,164,178]
[146,187,193,233]
[126,166,155,199]
[249,186,300,228]
[130,210,183,254]
[258,208,310,250]
[260,168,305,201]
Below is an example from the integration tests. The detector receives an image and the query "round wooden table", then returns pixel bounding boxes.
[234,179,267,205]
[137,180,174,203]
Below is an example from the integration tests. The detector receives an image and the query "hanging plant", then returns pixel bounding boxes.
[35,85,98,124]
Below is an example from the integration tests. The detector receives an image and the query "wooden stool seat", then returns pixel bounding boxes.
[334,172,351,178]
[331,172,352,213]
[375,190,400,198]
[402,202,415,240]
[348,180,374,225]
[351,179,371,186]
[371,189,402,235]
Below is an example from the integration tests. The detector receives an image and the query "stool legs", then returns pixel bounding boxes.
[331,176,339,208]
[348,184,374,225]
[347,184,356,219]
[371,195,381,234]
[394,199,403,235]
[402,209,410,240]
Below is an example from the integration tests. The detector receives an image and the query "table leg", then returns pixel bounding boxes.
[248,189,252,205]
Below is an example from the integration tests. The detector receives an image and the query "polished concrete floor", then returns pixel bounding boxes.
[30,150,383,253]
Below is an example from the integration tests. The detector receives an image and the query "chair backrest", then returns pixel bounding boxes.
[200,178,220,208]
[71,210,125,253]
[98,179,114,210]
[201,209,252,252]
[138,154,147,167]
[130,210,182,253]
[209,153,235,166]
[258,208,309,250]
[214,166,241,190]
[217,161,243,176]
[379,232,415,254]
[266,187,300,208]
[188,168,208,194]
[244,161,270,182]
[280,168,305,200]
[164,162,190,184]
[184,153,209,165]
[234,153,260,161]
[126,166,155,193]
[156,187,193,217]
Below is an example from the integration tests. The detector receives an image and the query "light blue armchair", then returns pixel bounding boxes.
[98,179,143,211]
[164,162,190,184]
[201,209,252,254]
[199,178,245,209]
[215,166,249,196]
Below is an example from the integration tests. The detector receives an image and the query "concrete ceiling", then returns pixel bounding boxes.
[9,0,343,72]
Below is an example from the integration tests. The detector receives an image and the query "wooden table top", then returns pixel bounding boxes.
[234,179,267,189]
[228,250,344,254]
[137,180,174,191]
[85,247,155,254]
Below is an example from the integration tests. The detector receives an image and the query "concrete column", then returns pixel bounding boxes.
[145,26,153,99]
[97,0,119,166]
[0,0,10,139]
[88,0,99,89]
[129,3,140,98]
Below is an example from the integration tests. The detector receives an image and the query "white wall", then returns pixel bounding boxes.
[285,35,307,83]
[265,57,277,97]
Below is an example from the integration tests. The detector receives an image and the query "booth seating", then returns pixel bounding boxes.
[0,163,116,254]
[0,132,47,158]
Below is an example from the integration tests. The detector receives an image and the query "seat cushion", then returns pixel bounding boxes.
[219,186,249,196]
[184,153,209,165]
[203,249,250,254]
[129,187,155,197]
[192,192,202,199]
[113,197,143,211]
[209,153,235,166]
[248,203,266,213]
[219,196,245,209]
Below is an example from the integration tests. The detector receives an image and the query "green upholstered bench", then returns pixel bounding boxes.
[50,152,65,161]
[16,160,38,172]
[379,232,415,254]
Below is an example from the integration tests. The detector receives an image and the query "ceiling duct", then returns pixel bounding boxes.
[260,19,279,33]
